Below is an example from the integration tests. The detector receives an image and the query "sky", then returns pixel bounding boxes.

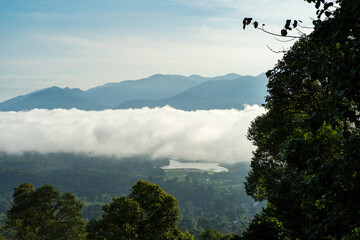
[0,0,317,102]
[0,105,266,163]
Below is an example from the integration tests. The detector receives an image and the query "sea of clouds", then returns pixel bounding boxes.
[0,105,265,163]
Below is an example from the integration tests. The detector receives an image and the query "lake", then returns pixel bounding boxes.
[161,160,228,173]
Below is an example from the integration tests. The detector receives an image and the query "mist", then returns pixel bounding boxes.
[0,105,265,163]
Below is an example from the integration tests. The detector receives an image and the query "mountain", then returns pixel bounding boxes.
[0,73,267,111]
[115,74,267,110]
[0,87,106,111]
[84,73,241,107]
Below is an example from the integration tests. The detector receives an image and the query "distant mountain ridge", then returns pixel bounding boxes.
[0,87,106,111]
[85,74,204,107]
[116,74,267,110]
[0,73,267,111]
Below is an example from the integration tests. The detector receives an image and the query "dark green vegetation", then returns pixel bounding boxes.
[87,180,193,240]
[0,152,263,239]
[199,229,241,240]
[242,0,360,239]
[4,183,86,240]
[1,181,192,240]
[0,74,267,111]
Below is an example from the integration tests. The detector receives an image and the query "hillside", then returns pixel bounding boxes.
[0,87,106,111]
[84,74,205,107]
[0,73,267,111]
[116,74,267,110]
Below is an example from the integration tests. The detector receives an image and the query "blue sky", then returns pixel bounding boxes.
[0,0,316,101]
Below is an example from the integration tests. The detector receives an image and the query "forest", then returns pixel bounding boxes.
[1,0,359,239]
[0,152,264,239]
[241,0,360,239]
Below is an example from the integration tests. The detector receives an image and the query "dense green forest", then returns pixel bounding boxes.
[0,152,264,239]
[241,0,360,239]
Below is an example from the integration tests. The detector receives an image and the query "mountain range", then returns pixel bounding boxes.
[0,73,267,111]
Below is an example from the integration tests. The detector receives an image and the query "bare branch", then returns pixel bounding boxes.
[257,27,301,39]
[295,27,306,35]
[266,45,287,54]
[274,37,297,42]
[298,24,314,29]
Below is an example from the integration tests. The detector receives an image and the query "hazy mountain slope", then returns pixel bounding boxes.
[115,74,267,110]
[0,87,106,111]
[85,74,205,107]
[0,73,263,111]
[0,90,42,110]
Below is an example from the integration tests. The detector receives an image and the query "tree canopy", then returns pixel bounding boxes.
[87,180,194,240]
[199,229,240,240]
[243,0,360,239]
[5,183,86,240]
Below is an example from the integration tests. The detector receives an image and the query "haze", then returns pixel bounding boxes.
[0,105,265,162]
[0,0,316,101]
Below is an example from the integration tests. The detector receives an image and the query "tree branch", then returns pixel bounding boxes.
[257,27,301,39]
[266,45,287,54]
[274,37,297,42]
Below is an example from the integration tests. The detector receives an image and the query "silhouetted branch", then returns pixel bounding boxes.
[257,27,301,39]
[266,45,287,54]
[274,37,297,42]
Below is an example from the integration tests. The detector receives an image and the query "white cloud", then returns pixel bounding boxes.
[0,106,265,162]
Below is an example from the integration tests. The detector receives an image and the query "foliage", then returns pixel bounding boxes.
[87,180,194,240]
[240,204,291,240]
[244,0,360,239]
[200,229,224,240]
[0,153,263,238]
[199,229,240,240]
[157,164,263,238]
[0,152,164,198]
[5,183,86,240]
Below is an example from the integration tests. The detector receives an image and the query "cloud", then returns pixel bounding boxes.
[0,105,265,162]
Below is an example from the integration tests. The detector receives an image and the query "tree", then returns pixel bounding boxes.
[0,233,6,240]
[199,229,238,240]
[86,197,142,240]
[244,0,360,239]
[5,183,86,240]
[87,180,194,240]
[240,204,291,240]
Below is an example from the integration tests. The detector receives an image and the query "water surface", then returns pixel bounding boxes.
[161,160,228,173]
